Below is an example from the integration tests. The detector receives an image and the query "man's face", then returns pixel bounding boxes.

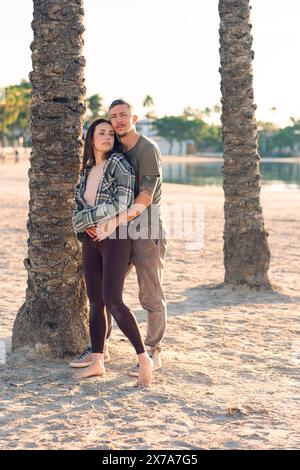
[109,104,137,137]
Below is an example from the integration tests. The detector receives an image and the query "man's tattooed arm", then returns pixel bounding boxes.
[105,175,159,229]
[139,175,158,199]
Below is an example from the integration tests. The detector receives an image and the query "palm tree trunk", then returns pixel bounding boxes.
[218,0,271,288]
[12,0,89,357]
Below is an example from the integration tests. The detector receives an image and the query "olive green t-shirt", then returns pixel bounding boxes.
[125,134,164,234]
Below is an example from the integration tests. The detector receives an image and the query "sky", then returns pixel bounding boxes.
[1,0,300,126]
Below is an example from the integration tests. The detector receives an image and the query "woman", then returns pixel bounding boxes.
[72,118,153,386]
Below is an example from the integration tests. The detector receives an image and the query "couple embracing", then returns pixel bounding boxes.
[71,99,167,387]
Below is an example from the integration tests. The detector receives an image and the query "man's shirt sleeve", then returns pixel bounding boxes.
[138,143,161,177]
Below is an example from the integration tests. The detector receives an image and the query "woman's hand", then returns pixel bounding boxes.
[95,218,118,241]
[85,227,98,240]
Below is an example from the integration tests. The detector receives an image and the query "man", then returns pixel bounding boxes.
[70,99,167,371]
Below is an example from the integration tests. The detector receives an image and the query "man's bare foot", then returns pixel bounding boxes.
[137,353,153,387]
[73,354,105,380]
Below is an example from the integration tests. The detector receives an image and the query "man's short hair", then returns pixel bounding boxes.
[109,99,134,114]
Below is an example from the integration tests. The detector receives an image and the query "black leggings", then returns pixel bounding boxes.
[82,229,145,355]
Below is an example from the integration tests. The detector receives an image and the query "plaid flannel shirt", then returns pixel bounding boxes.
[72,153,135,234]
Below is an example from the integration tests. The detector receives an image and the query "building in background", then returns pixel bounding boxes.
[136,118,189,155]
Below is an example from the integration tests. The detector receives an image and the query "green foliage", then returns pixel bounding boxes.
[202,125,223,152]
[258,119,300,156]
[87,94,104,118]
[84,94,106,127]
[1,80,299,156]
[152,113,222,153]
[143,95,154,109]
[0,81,107,139]
[143,94,156,119]
[0,80,31,137]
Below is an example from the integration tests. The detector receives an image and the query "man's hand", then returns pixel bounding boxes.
[89,176,158,242]
[95,217,118,241]
[85,227,97,240]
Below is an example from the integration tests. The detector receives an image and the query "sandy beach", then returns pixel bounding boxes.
[0,160,299,450]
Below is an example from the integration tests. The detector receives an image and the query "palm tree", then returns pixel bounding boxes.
[12,0,89,357]
[218,0,271,288]
[142,94,156,118]
[143,94,154,109]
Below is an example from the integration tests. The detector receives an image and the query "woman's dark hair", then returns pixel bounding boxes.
[81,118,122,171]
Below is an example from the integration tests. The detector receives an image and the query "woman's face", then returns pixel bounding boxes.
[93,122,115,153]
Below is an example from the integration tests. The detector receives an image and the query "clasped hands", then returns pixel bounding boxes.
[85,217,118,242]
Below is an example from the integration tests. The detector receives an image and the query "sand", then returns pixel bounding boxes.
[0,160,299,450]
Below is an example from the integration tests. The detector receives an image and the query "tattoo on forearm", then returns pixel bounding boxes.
[140,176,158,196]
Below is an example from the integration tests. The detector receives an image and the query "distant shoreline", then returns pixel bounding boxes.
[1,148,299,165]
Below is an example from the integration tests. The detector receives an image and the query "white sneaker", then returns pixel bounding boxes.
[69,345,110,368]
[150,350,163,371]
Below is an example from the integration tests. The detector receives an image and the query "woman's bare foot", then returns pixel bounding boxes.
[73,353,105,380]
[137,353,153,387]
